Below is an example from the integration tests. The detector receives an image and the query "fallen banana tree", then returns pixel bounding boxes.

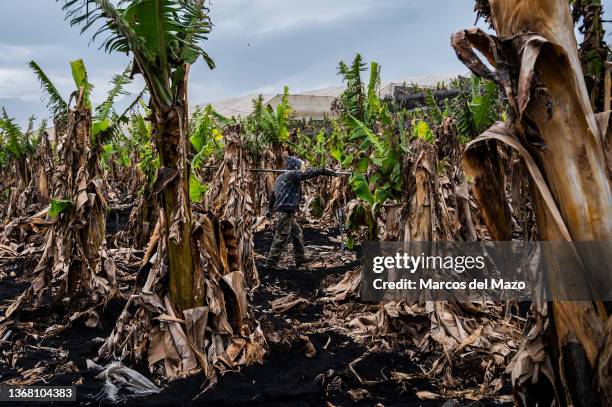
[452,0,612,404]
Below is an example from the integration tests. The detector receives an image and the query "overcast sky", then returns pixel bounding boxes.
[1,0,611,125]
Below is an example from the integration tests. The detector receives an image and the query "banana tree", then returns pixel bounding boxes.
[60,0,215,312]
[283,127,347,220]
[0,111,39,191]
[334,55,403,245]
[243,87,293,215]
[244,86,292,162]
[189,104,225,203]
[4,59,125,320]
[571,0,609,111]
[62,1,266,381]
[337,53,368,122]
[452,0,612,404]
[429,75,505,241]
[0,112,45,219]
[115,106,159,247]
[31,58,136,188]
[450,75,504,144]
[98,66,140,193]
[131,104,159,191]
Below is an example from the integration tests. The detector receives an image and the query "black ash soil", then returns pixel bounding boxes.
[0,223,510,406]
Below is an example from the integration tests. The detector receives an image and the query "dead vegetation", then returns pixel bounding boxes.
[0,0,609,405]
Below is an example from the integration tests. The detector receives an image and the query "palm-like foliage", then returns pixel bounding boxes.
[424,88,446,125]
[190,104,225,168]
[337,55,382,126]
[188,103,226,203]
[291,129,329,168]
[130,107,159,187]
[338,54,366,120]
[31,57,135,144]
[261,86,292,146]
[0,110,45,190]
[334,56,403,243]
[244,86,292,154]
[58,0,217,314]
[60,0,214,109]
[96,64,131,123]
[0,109,26,160]
[29,61,69,130]
[450,75,502,143]
[94,63,137,139]
[0,109,39,161]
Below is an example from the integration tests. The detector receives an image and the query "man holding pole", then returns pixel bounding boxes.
[265,156,338,269]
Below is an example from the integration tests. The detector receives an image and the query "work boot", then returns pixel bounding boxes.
[295,256,311,268]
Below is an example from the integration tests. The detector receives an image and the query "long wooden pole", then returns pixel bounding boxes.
[202,166,352,175]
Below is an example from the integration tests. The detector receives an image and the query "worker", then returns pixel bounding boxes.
[266,156,337,269]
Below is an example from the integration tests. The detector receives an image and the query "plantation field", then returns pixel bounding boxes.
[0,0,611,406]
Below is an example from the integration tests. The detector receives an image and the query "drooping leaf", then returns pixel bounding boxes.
[95,64,132,123]
[349,173,374,205]
[29,60,68,123]
[60,0,216,109]
[189,174,208,203]
[49,198,74,217]
[92,119,111,137]
[346,114,384,153]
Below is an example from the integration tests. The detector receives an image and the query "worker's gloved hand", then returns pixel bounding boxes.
[265,211,273,219]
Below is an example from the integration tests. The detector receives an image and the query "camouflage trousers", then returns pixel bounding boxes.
[267,211,306,264]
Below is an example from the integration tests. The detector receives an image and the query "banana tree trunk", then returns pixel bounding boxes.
[402,140,454,241]
[153,105,199,313]
[452,0,612,405]
[436,117,478,241]
[572,0,608,112]
[132,193,156,248]
[202,126,259,287]
[35,131,52,204]
[19,161,30,190]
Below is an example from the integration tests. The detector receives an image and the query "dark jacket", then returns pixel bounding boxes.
[269,168,335,212]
